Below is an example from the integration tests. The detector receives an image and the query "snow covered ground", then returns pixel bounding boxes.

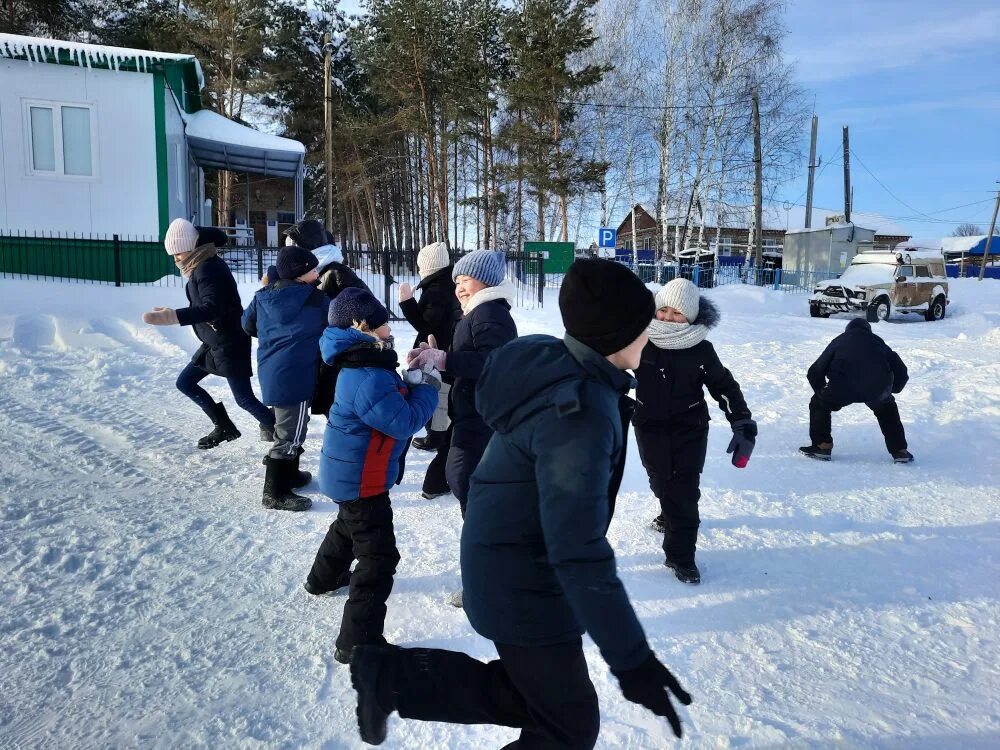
[0,277,998,749]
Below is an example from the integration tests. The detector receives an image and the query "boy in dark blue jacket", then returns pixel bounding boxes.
[350,260,692,749]
[242,246,330,512]
[304,288,438,665]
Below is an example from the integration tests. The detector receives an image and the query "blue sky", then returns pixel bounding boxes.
[778,0,1000,239]
[336,0,999,240]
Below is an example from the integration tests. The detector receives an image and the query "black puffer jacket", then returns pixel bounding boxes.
[399,266,462,351]
[462,335,649,672]
[175,255,252,379]
[633,297,750,430]
[446,298,518,449]
[808,318,908,406]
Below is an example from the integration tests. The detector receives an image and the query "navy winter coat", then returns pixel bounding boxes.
[242,280,330,405]
[808,318,909,407]
[175,255,252,379]
[446,299,518,449]
[318,327,437,502]
[461,334,651,672]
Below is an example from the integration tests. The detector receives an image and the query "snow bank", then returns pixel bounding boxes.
[1,277,998,748]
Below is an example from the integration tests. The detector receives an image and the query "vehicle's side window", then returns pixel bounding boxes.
[898,265,915,278]
[915,266,930,278]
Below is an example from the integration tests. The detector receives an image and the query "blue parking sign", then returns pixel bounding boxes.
[598,227,617,248]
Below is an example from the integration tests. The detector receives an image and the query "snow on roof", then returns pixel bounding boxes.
[181,109,304,178]
[0,33,204,89]
[941,235,999,256]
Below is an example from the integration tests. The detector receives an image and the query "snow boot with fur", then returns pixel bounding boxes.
[262,457,312,512]
[198,402,241,449]
[292,454,312,489]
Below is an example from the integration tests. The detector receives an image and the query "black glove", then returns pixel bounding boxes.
[612,653,693,738]
[726,417,757,468]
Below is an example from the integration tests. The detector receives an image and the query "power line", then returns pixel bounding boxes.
[849,147,936,220]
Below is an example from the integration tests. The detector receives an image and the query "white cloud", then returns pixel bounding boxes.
[785,7,1000,83]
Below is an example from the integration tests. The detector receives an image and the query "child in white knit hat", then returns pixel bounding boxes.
[632,278,756,584]
[398,242,462,498]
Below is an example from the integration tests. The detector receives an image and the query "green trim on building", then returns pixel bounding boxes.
[152,69,170,241]
[0,235,178,283]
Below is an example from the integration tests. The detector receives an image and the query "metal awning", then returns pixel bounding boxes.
[182,109,305,179]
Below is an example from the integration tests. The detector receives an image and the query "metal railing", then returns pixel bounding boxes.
[0,232,545,316]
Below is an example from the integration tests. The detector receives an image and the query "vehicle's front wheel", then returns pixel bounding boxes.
[809,303,829,318]
[867,296,890,323]
[924,295,946,321]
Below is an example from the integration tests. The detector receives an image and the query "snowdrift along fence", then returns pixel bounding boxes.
[0,232,545,316]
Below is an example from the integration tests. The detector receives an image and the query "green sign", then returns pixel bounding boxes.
[523,241,575,274]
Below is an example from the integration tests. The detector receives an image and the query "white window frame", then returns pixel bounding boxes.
[22,99,98,180]
[718,236,734,256]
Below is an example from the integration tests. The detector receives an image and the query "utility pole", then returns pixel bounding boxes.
[323,33,334,233]
[842,125,851,223]
[752,89,763,266]
[978,185,1000,281]
[805,115,818,228]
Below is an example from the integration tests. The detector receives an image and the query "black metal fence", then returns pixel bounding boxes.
[0,231,545,317]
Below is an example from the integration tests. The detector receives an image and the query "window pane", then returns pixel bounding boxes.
[30,107,56,171]
[61,106,92,176]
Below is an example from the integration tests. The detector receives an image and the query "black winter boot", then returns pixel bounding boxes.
[651,514,666,533]
[304,569,352,597]
[262,457,312,512]
[350,645,398,745]
[292,454,312,489]
[799,443,832,461]
[412,430,444,452]
[665,560,701,585]
[198,402,241,449]
[892,449,914,464]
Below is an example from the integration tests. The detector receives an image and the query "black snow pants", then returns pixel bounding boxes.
[445,433,489,517]
[809,392,907,453]
[422,424,452,496]
[389,637,600,749]
[306,492,400,650]
[635,421,708,567]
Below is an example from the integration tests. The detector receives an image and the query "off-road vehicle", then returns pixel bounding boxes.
[810,246,949,323]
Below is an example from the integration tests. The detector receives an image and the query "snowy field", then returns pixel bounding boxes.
[1,276,998,749]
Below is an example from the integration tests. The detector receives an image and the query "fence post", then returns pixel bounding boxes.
[113,234,122,287]
[256,248,264,282]
[381,248,392,312]
[536,253,544,306]
[773,268,782,290]
[693,264,701,288]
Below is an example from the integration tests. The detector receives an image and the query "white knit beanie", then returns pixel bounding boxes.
[164,218,200,256]
[417,241,451,278]
[656,278,700,323]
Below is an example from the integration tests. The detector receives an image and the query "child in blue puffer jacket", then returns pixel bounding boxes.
[243,245,330,513]
[304,288,439,665]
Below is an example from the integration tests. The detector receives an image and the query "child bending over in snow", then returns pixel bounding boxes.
[633,278,756,585]
[304,288,438,666]
[242,245,329,512]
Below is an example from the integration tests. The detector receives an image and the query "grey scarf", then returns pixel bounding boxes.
[646,319,711,350]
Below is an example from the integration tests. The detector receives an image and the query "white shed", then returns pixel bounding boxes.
[0,34,304,257]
